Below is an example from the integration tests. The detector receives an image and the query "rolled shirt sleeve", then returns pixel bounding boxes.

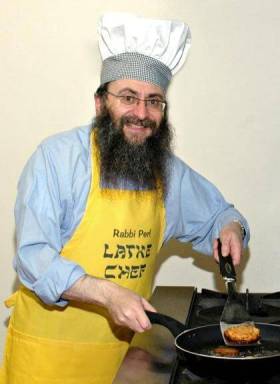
[14,143,86,306]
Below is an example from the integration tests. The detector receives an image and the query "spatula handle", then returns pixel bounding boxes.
[218,238,236,280]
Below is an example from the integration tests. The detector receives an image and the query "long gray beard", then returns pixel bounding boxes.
[92,108,173,197]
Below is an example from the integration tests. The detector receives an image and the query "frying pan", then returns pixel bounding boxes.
[146,311,280,379]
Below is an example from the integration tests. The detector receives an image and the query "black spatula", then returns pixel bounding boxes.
[218,239,258,346]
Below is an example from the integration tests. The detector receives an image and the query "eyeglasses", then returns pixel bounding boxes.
[105,90,166,112]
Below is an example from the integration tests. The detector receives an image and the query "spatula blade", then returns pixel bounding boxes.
[220,320,258,347]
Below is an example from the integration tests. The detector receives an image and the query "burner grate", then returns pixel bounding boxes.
[191,289,280,327]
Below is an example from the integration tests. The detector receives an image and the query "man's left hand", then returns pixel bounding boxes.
[213,221,244,266]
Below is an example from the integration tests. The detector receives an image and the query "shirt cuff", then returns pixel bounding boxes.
[33,257,86,307]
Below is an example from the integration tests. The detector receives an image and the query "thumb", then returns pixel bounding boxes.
[141,298,157,313]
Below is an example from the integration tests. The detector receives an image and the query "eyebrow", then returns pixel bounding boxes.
[117,88,165,100]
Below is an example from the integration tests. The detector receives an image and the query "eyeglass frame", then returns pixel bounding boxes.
[104,90,167,112]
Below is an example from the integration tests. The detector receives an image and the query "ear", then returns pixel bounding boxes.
[95,94,103,116]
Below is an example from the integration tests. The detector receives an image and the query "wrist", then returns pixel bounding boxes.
[232,219,246,240]
[62,274,112,306]
[88,277,115,307]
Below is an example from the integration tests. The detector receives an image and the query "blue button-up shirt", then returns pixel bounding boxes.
[14,125,250,306]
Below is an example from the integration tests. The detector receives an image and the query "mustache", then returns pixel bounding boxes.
[120,115,157,130]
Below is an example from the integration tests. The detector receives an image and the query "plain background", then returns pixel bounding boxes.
[1,1,280,356]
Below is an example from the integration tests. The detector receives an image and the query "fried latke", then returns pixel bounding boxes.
[224,324,261,344]
[214,346,240,357]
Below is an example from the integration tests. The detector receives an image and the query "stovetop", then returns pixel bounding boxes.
[170,289,280,384]
[114,287,280,384]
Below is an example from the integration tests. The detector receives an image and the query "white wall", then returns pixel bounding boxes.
[1,1,280,355]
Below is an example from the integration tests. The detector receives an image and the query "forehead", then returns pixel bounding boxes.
[108,79,165,97]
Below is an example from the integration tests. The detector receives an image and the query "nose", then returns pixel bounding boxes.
[132,99,149,120]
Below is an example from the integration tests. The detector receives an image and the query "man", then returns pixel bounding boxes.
[0,13,249,384]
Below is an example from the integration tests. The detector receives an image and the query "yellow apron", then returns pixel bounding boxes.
[0,131,165,384]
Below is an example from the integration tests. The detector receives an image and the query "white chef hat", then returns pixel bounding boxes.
[98,12,191,91]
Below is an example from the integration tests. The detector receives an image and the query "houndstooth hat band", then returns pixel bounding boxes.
[100,52,172,91]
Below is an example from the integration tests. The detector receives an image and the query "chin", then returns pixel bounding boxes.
[123,128,153,145]
[124,134,149,145]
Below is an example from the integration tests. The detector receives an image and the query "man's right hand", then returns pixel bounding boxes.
[102,282,156,333]
[62,274,156,333]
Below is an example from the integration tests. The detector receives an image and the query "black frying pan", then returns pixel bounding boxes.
[146,311,280,379]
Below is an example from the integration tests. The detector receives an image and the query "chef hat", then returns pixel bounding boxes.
[98,12,191,91]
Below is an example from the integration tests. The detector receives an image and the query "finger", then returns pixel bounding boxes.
[120,314,146,333]
[213,238,219,263]
[132,318,148,333]
[134,299,156,331]
[140,300,156,330]
[115,309,147,333]
[133,312,151,332]
[228,238,242,266]
[118,300,152,332]
[141,298,157,312]
[221,238,230,257]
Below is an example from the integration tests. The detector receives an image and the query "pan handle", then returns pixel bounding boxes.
[145,310,186,337]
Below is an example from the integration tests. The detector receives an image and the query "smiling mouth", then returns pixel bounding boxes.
[122,124,152,144]
[125,123,148,131]
[124,124,153,139]
[121,116,156,130]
